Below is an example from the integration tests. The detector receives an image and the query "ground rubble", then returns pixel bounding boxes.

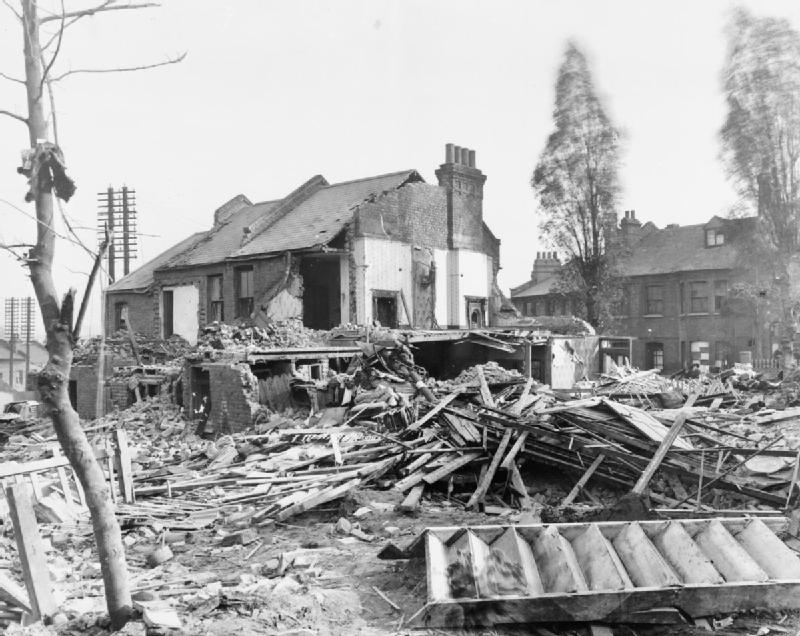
[4,342,800,634]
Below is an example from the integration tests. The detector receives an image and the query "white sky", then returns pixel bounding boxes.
[1,0,799,339]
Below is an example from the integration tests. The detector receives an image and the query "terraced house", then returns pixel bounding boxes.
[106,144,505,342]
[511,212,769,373]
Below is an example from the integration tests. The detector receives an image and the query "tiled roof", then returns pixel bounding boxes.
[167,200,281,268]
[510,275,560,298]
[111,169,422,290]
[232,170,420,258]
[107,232,206,292]
[620,217,754,277]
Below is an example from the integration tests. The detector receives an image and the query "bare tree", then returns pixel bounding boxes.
[720,7,800,368]
[0,0,182,627]
[532,42,623,329]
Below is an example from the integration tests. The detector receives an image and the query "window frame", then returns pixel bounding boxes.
[644,285,664,316]
[207,274,225,323]
[714,279,728,313]
[689,281,709,314]
[705,228,724,247]
[234,266,254,319]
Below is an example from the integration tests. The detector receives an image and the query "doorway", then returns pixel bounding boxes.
[645,342,664,370]
[300,256,341,329]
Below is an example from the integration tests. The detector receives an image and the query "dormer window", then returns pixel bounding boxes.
[705,228,724,247]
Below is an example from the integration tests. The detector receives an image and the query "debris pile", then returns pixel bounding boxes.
[72,331,193,365]
[8,336,800,633]
[197,319,329,354]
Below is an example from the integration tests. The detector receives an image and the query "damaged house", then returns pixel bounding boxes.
[106,144,502,340]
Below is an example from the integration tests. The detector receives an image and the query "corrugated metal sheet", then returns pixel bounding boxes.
[384,517,800,627]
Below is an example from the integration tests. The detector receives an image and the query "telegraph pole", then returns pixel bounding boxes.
[98,186,138,282]
[25,296,32,388]
[122,186,131,276]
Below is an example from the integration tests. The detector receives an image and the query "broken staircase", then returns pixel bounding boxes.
[382,517,800,627]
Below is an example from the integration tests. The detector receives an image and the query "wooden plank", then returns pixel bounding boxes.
[466,430,513,509]
[422,452,482,485]
[114,428,135,504]
[6,484,57,621]
[398,484,425,512]
[270,478,361,524]
[330,433,343,466]
[476,366,496,407]
[105,439,117,504]
[0,571,31,613]
[509,378,534,416]
[407,391,461,431]
[508,463,532,510]
[51,446,75,510]
[631,411,689,495]
[500,431,529,470]
[562,454,605,506]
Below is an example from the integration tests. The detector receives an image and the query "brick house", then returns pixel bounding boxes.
[510,212,765,373]
[106,144,503,341]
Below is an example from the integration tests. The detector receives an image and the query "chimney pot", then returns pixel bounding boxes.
[453,145,462,164]
[630,209,636,219]
[445,143,454,163]
[468,149,476,168]
[460,147,470,165]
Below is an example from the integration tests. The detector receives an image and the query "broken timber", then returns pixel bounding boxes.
[383,516,800,627]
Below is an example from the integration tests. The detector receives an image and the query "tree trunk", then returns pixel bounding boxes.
[21,0,131,628]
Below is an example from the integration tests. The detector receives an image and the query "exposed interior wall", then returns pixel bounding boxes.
[353,237,414,326]
[161,284,200,344]
[433,249,448,328]
[444,249,492,328]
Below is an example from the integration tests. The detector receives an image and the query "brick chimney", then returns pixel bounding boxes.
[620,209,643,246]
[435,143,487,251]
[531,251,561,284]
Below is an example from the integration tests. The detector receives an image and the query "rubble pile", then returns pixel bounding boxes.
[72,331,193,365]
[9,342,800,634]
[197,319,329,354]
[448,360,524,387]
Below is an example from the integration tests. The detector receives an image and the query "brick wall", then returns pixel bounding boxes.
[619,270,755,372]
[185,362,259,433]
[105,291,159,337]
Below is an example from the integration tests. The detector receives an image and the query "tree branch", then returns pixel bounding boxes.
[0,70,25,84]
[0,243,28,262]
[1,0,21,20]
[51,51,186,81]
[39,1,159,23]
[0,109,28,124]
[38,0,65,103]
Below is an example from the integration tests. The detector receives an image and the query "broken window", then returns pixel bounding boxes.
[114,302,128,331]
[235,267,254,319]
[705,228,724,247]
[690,281,708,313]
[207,275,224,323]
[714,280,728,313]
[644,285,664,315]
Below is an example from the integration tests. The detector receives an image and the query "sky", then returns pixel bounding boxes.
[1,0,800,339]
